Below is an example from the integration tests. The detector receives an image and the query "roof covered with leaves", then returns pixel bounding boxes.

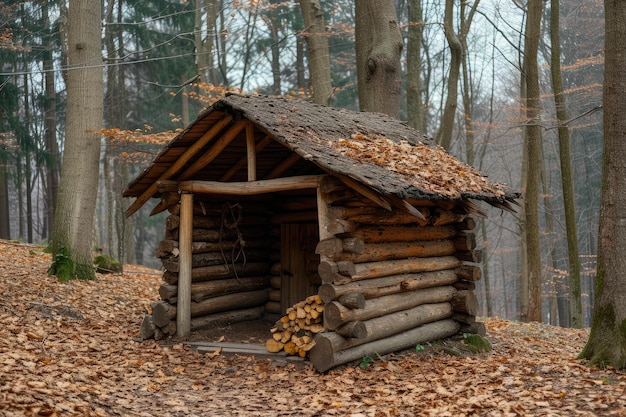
[124,94,518,213]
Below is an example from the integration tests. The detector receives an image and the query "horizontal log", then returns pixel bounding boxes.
[326,218,358,235]
[319,302,452,352]
[334,240,457,263]
[456,265,481,281]
[454,232,476,251]
[161,248,269,272]
[318,269,458,303]
[338,293,366,309]
[190,306,265,332]
[165,226,268,242]
[268,289,281,302]
[155,238,269,258]
[328,206,429,226]
[343,225,458,243]
[165,214,267,232]
[453,281,476,290]
[179,175,325,195]
[339,256,462,283]
[456,250,482,263]
[158,276,270,303]
[162,262,270,284]
[451,290,479,315]
[264,301,282,314]
[456,217,476,231]
[324,285,456,330]
[335,321,367,339]
[153,290,269,325]
[152,301,176,328]
[310,319,460,372]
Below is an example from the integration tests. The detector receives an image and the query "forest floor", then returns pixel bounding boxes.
[1,240,625,417]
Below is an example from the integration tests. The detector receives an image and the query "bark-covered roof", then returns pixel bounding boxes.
[124,94,518,214]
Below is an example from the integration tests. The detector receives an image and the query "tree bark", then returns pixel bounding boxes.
[407,0,425,132]
[522,0,543,322]
[549,0,583,328]
[579,0,626,370]
[49,0,104,280]
[298,0,332,105]
[355,0,403,118]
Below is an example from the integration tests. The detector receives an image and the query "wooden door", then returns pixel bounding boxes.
[280,223,319,312]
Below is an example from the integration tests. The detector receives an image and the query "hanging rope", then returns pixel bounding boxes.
[219,202,247,282]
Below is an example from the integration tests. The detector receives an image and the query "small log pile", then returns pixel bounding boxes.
[309,177,482,372]
[140,193,272,340]
[265,295,325,357]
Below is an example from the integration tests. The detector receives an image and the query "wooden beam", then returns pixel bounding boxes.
[219,136,272,182]
[178,120,248,181]
[335,174,393,211]
[125,115,233,217]
[178,175,325,195]
[176,192,193,339]
[246,123,257,181]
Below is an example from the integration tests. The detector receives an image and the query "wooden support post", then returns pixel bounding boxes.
[177,192,193,339]
[246,122,256,181]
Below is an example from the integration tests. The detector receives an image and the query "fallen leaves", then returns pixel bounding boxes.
[1,240,626,416]
[336,134,508,199]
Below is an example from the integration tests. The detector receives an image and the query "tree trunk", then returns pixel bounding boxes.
[298,0,332,105]
[522,0,543,322]
[549,0,583,328]
[355,0,403,118]
[50,0,104,280]
[579,0,626,370]
[406,0,425,131]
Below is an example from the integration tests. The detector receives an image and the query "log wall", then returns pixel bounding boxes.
[308,179,483,372]
[140,196,273,340]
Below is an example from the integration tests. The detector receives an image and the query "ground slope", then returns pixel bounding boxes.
[0,240,624,416]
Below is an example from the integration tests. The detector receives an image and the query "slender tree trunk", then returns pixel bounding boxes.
[579,0,626,370]
[299,0,332,105]
[407,0,425,131]
[549,0,583,329]
[436,0,462,151]
[355,0,403,118]
[50,0,104,280]
[43,0,59,241]
[522,0,543,322]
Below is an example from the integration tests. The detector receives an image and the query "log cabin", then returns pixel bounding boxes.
[123,93,518,372]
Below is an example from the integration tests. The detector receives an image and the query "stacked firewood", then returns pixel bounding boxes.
[265,295,325,357]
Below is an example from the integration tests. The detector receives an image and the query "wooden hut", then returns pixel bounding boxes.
[123,93,517,372]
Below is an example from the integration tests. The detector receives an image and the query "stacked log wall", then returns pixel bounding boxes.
[310,183,482,372]
[140,196,273,340]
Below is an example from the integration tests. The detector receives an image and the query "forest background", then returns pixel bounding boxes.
[0,0,604,329]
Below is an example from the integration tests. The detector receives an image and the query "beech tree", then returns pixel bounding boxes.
[49,0,104,280]
[355,0,403,117]
[579,0,626,370]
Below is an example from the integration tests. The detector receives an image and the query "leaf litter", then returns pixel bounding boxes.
[0,240,625,416]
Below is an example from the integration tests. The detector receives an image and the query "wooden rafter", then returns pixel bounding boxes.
[124,115,233,217]
[219,135,272,182]
[177,120,248,181]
